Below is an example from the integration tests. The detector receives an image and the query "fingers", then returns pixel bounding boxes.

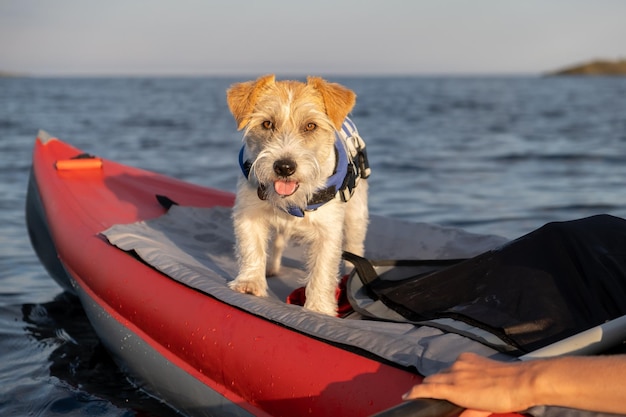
[402,352,522,414]
[402,373,456,401]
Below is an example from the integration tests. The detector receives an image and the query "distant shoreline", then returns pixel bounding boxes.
[0,71,26,78]
[547,59,626,76]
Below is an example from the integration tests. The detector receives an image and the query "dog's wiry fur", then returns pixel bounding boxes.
[226,74,369,316]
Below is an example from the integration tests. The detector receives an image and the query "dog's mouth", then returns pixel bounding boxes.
[274,179,299,197]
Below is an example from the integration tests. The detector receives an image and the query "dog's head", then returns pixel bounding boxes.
[227,75,356,211]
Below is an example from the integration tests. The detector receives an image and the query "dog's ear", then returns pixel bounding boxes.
[227,74,276,130]
[307,76,356,130]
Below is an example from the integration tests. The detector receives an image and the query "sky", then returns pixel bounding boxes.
[1,0,625,76]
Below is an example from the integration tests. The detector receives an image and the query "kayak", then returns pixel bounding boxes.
[26,131,513,417]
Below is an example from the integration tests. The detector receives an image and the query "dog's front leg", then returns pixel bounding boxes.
[303,217,344,316]
[266,230,287,277]
[230,208,270,297]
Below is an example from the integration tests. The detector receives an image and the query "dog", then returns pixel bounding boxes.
[226,74,370,316]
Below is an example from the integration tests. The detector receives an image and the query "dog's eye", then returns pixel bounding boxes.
[262,120,274,130]
[304,122,317,132]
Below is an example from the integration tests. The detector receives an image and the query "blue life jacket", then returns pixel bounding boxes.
[239,117,370,217]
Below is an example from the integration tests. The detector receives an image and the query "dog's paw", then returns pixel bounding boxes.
[228,278,268,297]
[303,298,337,316]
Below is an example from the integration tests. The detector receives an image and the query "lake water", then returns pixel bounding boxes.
[1,76,625,416]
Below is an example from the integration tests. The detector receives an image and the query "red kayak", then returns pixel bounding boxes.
[27,131,520,417]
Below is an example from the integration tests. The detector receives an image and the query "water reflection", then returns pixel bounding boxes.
[22,292,181,417]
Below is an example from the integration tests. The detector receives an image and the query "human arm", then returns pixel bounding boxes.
[402,352,626,417]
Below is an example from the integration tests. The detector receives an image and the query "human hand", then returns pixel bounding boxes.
[403,352,536,415]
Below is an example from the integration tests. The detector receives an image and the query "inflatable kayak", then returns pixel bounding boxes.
[27,131,520,417]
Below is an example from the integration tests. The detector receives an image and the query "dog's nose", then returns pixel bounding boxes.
[273,159,297,177]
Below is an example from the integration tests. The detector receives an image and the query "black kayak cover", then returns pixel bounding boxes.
[362,214,626,353]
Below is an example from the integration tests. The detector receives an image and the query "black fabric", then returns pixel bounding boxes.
[155,195,179,210]
[364,215,626,353]
[344,252,466,296]
[343,252,381,288]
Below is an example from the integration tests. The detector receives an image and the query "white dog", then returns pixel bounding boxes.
[226,74,370,316]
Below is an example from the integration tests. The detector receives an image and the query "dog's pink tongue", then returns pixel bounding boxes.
[274,179,298,196]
